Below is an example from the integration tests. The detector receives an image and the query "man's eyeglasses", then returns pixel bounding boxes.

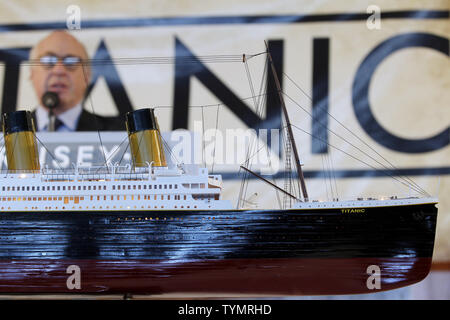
[39,55,83,70]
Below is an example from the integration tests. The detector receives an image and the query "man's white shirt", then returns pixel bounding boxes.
[35,104,82,132]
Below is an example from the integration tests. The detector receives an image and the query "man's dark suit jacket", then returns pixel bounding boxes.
[30,109,125,131]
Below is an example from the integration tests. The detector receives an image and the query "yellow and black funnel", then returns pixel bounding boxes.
[2,110,40,172]
[126,108,167,168]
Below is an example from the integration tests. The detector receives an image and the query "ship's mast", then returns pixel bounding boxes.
[265,42,309,202]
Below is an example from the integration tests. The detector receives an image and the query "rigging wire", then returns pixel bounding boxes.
[328,147,340,200]
[325,148,336,200]
[258,62,283,210]
[282,71,429,197]
[24,53,266,67]
[282,129,292,208]
[102,135,129,165]
[321,155,330,201]
[4,131,19,178]
[117,140,130,168]
[1,52,266,177]
[239,142,273,169]
[290,123,428,196]
[201,106,205,168]
[81,64,109,173]
[158,130,181,167]
[0,135,5,168]
[238,58,260,208]
[133,126,148,172]
[4,49,428,199]
[241,58,263,206]
[282,91,430,197]
[211,104,220,174]
[248,56,288,208]
[33,133,64,171]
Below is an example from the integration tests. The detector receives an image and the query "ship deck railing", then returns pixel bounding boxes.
[41,168,152,182]
[1,163,199,184]
[1,165,156,182]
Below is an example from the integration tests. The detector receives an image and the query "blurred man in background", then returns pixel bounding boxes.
[29,30,124,131]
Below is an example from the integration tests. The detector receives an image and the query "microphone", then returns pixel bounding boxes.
[41,92,59,132]
[42,91,59,110]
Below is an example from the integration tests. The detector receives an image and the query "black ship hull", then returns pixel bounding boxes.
[0,203,438,295]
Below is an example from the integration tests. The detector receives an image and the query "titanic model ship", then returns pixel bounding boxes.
[0,53,438,296]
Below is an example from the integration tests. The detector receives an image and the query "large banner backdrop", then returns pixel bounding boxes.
[0,0,448,263]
